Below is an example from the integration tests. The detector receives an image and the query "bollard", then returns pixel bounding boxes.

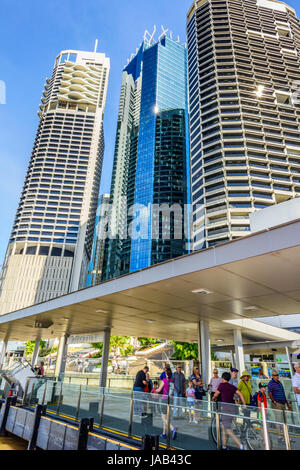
[0,396,16,436]
[142,435,159,450]
[77,418,94,450]
[27,404,46,450]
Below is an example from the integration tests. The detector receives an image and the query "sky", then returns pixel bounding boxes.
[0,0,299,265]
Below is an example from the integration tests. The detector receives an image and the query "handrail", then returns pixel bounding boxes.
[26,381,300,451]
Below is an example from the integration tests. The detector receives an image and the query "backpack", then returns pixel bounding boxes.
[250,392,260,407]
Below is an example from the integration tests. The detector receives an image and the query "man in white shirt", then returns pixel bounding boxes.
[292,363,300,410]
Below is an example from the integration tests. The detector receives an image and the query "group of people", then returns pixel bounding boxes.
[133,362,300,447]
[211,367,296,450]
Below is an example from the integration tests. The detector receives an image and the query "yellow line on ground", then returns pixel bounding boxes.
[88,432,138,450]
[42,416,78,431]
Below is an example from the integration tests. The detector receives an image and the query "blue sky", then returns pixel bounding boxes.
[0,0,299,265]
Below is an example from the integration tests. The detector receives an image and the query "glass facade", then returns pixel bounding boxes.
[130,36,190,272]
[86,194,110,287]
[103,35,190,280]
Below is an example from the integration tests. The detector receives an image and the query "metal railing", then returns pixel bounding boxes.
[23,381,300,451]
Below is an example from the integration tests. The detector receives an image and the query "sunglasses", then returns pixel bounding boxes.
[272,374,279,377]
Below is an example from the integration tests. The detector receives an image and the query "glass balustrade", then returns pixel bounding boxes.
[22,380,300,450]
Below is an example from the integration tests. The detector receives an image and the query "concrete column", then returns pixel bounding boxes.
[0,340,8,370]
[55,335,69,380]
[200,320,211,385]
[234,329,245,374]
[31,337,41,367]
[230,350,236,368]
[100,327,111,389]
[197,322,202,375]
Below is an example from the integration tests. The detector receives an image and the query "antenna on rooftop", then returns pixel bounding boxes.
[149,25,157,44]
[94,39,99,53]
[158,25,169,41]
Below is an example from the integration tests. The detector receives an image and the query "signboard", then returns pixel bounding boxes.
[67,334,104,345]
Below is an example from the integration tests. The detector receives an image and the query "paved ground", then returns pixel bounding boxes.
[0,434,27,450]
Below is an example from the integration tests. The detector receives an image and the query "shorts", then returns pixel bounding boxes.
[221,414,234,430]
[271,402,286,411]
[187,400,195,408]
[220,404,236,430]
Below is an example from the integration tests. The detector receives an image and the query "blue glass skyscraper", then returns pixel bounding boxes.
[103,32,190,280]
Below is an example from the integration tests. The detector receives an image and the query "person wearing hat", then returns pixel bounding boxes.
[229,368,239,403]
[229,368,239,388]
[238,371,253,436]
[238,371,252,405]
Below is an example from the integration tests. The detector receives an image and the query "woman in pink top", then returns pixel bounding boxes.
[208,369,222,401]
[156,368,177,441]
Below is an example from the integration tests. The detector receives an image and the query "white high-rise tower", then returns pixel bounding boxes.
[0,48,110,314]
[187,0,300,251]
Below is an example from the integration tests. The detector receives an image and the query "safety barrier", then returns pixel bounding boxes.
[20,381,300,450]
[0,396,138,450]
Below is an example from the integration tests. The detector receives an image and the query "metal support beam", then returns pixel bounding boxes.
[0,340,8,370]
[55,335,69,380]
[32,337,41,367]
[285,346,294,379]
[200,320,211,385]
[230,350,235,368]
[234,329,245,374]
[99,327,111,388]
[197,322,202,376]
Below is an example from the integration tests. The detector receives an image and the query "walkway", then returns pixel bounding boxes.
[0,434,27,450]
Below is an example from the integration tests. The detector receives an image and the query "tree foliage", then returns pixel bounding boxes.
[24,340,46,357]
[171,342,218,361]
[91,336,132,358]
[25,341,35,356]
[138,338,159,349]
[171,341,199,360]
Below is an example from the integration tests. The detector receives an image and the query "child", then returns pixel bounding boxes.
[151,381,159,396]
[257,382,268,414]
[257,383,268,448]
[186,380,196,423]
[151,381,159,416]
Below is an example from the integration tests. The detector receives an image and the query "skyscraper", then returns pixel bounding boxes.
[0,48,110,314]
[103,30,190,280]
[187,0,300,251]
[86,194,110,287]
